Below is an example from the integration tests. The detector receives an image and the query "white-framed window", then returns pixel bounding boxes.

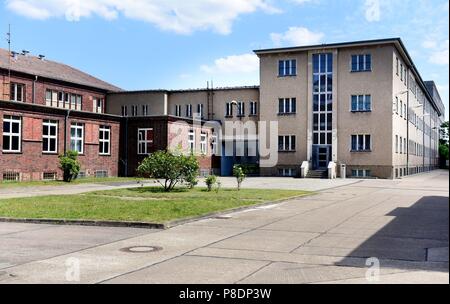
[211,134,218,156]
[404,104,407,120]
[400,136,403,154]
[188,129,195,153]
[399,100,403,117]
[250,101,258,116]
[396,57,399,76]
[76,95,82,111]
[197,104,204,118]
[94,98,103,113]
[42,120,58,154]
[131,105,138,117]
[186,104,193,118]
[351,95,372,112]
[137,128,153,155]
[278,59,297,76]
[142,105,149,116]
[2,115,21,152]
[352,169,371,178]
[395,135,399,153]
[226,103,233,117]
[10,83,24,102]
[99,126,111,155]
[278,168,296,177]
[278,98,297,114]
[237,102,245,117]
[278,135,296,151]
[200,132,208,155]
[400,63,404,81]
[121,105,128,117]
[70,123,84,154]
[175,105,182,117]
[351,54,372,72]
[351,134,371,152]
[395,97,399,114]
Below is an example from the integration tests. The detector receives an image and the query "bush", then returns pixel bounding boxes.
[137,150,199,192]
[233,165,246,191]
[59,151,81,182]
[205,175,217,192]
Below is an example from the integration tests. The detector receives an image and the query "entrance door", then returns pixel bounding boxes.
[312,145,332,170]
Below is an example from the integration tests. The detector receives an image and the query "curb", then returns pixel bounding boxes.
[0,192,313,230]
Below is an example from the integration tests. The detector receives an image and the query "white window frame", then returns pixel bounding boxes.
[142,105,149,116]
[351,95,372,112]
[279,168,296,177]
[99,126,111,156]
[197,104,204,118]
[10,83,24,102]
[94,98,103,113]
[279,98,296,114]
[279,59,297,77]
[186,104,193,118]
[226,103,233,117]
[137,128,153,155]
[131,105,138,117]
[175,105,182,117]
[42,120,58,154]
[250,101,258,116]
[211,134,218,155]
[2,115,21,153]
[351,54,372,72]
[279,135,296,152]
[70,123,84,154]
[237,102,245,116]
[200,132,208,155]
[188,129,196,153]
[352,169,371,178]
[121,105,128,117]
[351,134,371,152]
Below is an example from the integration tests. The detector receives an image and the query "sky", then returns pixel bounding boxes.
[0,0,448,118]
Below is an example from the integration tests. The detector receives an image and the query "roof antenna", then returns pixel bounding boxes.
[5,24,11,100]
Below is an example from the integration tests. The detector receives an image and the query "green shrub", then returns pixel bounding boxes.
[205,175,217,192]
[233,165,246,191]
[59,151,81,182]
[137,150,199,192]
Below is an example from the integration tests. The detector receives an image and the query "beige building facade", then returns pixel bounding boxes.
[107,38,445,179]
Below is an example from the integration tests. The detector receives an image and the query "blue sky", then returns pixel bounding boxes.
[0,0,448,117]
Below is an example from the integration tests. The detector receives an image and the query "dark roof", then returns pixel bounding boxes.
[0,48,122,92]
[109,85,260,95]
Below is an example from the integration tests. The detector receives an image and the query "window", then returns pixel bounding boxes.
[352,169,371,178]
[351,95,372,112]
[121,105,128,117]
[395,135,399,153]
[351,135,371,152]
[279,168,296,177]
[225,103,233,117]
[400,136,403,154]
[131,105,138,117]
[404,67,407,85]
[94,98,103,113]
[200,132,208,155]
[95,170,108,178]
[278,135,296,152]
[197,104,204,118]
[237,102,245,117]
[70,94,76,109]
[42,120,58,154]
[400,100,403,117]
[175,105,182,117]
[10,83,24,102]
[404,104,407,119]
[211,134,218,155]
[99,126,111,155]
[2,115,21,152]
[278,59,297,76]
[76,95,82,111]
[396,57,399,75]
[186,104,193,118]
[142,105,149,116]
[137,128,153,155]
[43,172,57,181]
[3,171,20,181]
[351,54,372,72]
[278,98,297,114]
[395,97,399,114]
[250,102,258,116]
[188,129,195,152]
[70,123,84,154]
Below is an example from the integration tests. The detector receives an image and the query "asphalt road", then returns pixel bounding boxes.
[0,171,448,284]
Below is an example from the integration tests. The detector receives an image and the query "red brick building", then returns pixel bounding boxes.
[0,48,122,181]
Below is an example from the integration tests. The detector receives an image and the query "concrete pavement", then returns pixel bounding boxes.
[0,170,448,284]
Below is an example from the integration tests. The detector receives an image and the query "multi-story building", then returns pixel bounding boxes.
[0,48,122,181]
[255,38,445,179]
[0,38,446,181]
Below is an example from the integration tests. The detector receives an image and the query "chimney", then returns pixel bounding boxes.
[38,54,45,60]
[11,51,19,60]
[21,50,30,56]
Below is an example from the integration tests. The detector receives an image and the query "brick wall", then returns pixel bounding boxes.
[0,103,120,181]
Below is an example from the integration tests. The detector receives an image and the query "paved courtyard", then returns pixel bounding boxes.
[0,171,448,284]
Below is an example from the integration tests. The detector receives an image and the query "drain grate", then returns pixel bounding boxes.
[120,246,163,253]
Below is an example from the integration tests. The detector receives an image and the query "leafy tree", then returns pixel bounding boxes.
[137,150,199,192]
[59,151,81,182]
[439,121,449,168]
[205,175,217,192]
[233,165,246,191]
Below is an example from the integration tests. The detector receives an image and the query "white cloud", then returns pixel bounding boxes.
[364,0,380,22]
[427,40,449,65]
[270,27,324,47]
[201,53,259,74]
[5,0,278,34]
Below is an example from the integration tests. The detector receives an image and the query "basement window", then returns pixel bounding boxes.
[3,171,20,182]
[43,172,57,181]
[95,170,108,178]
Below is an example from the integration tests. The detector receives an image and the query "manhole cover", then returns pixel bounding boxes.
[120,246,163,253]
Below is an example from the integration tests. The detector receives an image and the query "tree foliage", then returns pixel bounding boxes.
[59,151,81,182]
[137,150,199,192]
[233,165,246,191]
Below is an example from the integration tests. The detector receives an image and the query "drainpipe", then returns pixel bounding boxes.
[32,76,38,104]
[124,116,129,177]
[64,110,71,154]
[406,86,410,174]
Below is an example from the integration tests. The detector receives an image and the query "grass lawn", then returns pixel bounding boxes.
[0,177,147,189]
[0,187,311,223]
